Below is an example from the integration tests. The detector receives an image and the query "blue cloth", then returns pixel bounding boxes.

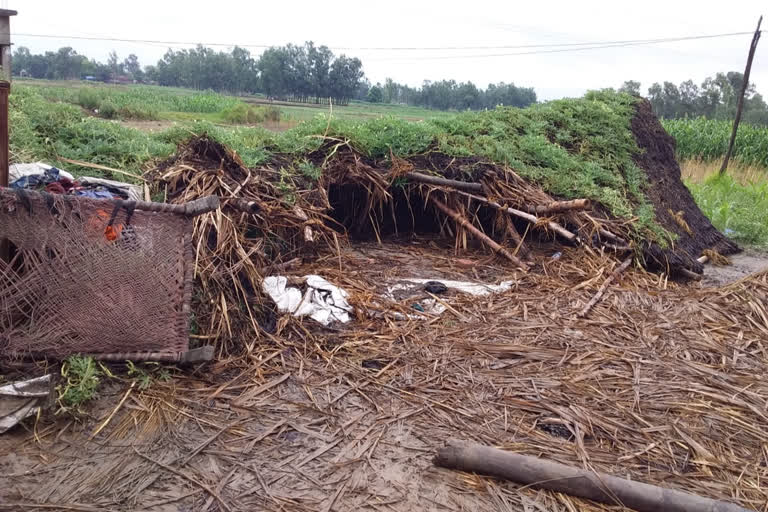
[75,189,116,200]
[10,167,65,190]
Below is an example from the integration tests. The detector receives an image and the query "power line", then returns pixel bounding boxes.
[367,33,757,61]
[12,30,754,53]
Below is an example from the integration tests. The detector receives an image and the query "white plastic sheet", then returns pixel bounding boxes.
[0,374,52,434]
[263,275,353,326]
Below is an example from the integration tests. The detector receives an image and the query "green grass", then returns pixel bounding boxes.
[686,173,768,247]
[663,118,768,168]
[18,79,457,125]
[10,86,174,178]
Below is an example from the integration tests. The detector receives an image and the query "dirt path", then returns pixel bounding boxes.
[701,249,768,286]
[118,120,178,133]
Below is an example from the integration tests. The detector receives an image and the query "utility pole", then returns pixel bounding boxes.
[0,8,16,265]
[719,16,762,175]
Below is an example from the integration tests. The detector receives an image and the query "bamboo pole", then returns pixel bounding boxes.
[523,198,590,214]
[435,440,749,512]
[457,191,578,242]
[430,197,528,271]
[406,171,484,193]
[720,16,762,175]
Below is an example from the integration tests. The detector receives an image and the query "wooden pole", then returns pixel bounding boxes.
[406,171,484,193]
[0,9,17,266]
[719,16,762,175]
[430,197,528,270]
[456,190,579,242]
[523,198,590,215]
[435,440,749,512]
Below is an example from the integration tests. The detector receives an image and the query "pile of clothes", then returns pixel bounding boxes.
[9,163,142,201]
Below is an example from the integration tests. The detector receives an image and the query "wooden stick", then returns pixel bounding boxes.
[679,267,703,281]
[57,156,147,182]
[431,197,528,271]
[457,191,578,242]
[89,381,135,440]
[597,227,627,245]
[406,171,484,193]
[227,198,260,213]
[578,255,633,318]
[7,189,219,217]
[523,198,590,214]
[505,220,530,258]
[434,440,749,512]
[720,16,762,175]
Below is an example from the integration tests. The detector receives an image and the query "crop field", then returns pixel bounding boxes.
[16,79,454,126]
[663,117,768,168]
[9,80,768,247]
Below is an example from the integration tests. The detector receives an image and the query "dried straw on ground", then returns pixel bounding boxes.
[2,242,767,511]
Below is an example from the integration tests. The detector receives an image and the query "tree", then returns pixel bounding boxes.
[367,85,384,103]
[619,80,641,96]
[647,83,664,116]
[107,50,122,77]
[123,54,142,81]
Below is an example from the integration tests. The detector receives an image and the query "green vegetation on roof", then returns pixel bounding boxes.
[10,85,666,241]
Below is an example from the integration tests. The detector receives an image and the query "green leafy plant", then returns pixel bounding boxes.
[56,355,104,413]
[297,159,322,180]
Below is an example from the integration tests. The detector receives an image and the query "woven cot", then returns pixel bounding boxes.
[0,188,216,360]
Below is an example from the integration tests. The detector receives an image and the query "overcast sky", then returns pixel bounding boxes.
[6,0,766,100]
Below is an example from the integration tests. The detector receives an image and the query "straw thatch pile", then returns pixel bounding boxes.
[2,95,762,512]
[142,97,737,347]
[2,244,767,511]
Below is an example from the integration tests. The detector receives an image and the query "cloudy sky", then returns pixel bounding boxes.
[7,0,766,100]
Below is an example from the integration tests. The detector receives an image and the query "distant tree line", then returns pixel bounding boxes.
[363,78,537,110]
[12,44,537,111]
[13,47,144,83]
[619,72,768,125]
[13,42,365,106]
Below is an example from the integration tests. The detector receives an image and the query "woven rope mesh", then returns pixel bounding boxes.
[0,189,192,358]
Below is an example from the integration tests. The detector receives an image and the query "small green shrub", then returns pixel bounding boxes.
[57,355,103,413]
[98,99,118,119]
[298,159,321,180]
[263,106,281,123]
[77,88,101,110]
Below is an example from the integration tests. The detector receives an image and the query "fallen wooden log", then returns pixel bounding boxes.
[596,227,629,247]
[578,255,633,317]
[679,267,703,281]
[457,191,578,242]
[431,197,528,271]
[227,198,260,213]
[406,172,484,193]
[434,440,749,512]
[523,198,590,214]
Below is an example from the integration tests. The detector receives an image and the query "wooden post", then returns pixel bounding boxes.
[719,16,762,175]
[0,9,16,264]
[435,440,750,512]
